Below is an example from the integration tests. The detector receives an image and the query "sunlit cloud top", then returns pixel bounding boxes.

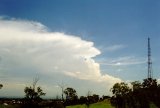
[0,18,121,97]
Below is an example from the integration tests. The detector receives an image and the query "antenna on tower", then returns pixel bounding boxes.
[147,37,153,79]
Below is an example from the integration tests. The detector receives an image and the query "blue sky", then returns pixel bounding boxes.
[0,0,160,97]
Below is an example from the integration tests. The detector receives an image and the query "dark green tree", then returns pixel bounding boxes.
[111,82,131,108]
[63,87,78,106]
[110,79,160,108]
[131,81,150,108]
[0,84,3,89]
[142,78,157,89]
[131,81,142,91]
[111,82,131,97]
[142,78,158,107]
[24,78,46,105]
[64,87,77,100]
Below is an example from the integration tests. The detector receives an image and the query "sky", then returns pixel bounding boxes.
[0,0,160,98]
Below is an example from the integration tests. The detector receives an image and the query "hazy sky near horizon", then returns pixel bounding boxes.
[0,0,160,98]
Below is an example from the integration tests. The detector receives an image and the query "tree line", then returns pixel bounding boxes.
[0,77,105,108]
[0,78,160,108]
[110,78,160,108]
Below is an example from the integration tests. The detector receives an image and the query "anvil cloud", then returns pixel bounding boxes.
[0,18,121,97]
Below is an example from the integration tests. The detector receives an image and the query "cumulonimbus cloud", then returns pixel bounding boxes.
[0,18,121,97]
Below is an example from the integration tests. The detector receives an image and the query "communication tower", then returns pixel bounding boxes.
[147,37,153,79]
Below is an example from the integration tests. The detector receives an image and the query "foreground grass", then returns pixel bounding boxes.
[150,103,158,108]
[66,100,158,108]
[0,100,158,108]
[67,100,115,108]
[0,104,20,108]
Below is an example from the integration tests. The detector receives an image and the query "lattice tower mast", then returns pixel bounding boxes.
[148,37,153,79]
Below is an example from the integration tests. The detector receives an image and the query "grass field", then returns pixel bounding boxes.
[0,100,158,108]
[0,104,19,108]
[66,100,158,108]
[67,100,115,108]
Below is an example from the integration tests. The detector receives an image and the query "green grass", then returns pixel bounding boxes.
[0,100,158,108]
[66,100,158,108]
[67,100,115,108]
[0,104,20,108]
[150,103,158,108]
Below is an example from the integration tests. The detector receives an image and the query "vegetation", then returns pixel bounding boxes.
[0,77,160,108]
[23,78,46,107]
[0,84,3,89]
[66,100,114,108]
[110,78,160,108]
[64,87,77,100]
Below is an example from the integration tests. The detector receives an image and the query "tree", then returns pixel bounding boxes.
[64,87,77,100]
[111,82,131,97]
[24,78,46,104]
[110,82,131,108]
[142,78,158,107]
[142,78,157,89]
[79,96,87,105]
[0,84,3,89]
[63,87,78,106]
[110,79,160,108]
[130,81,150,108]
[131,81,142,91]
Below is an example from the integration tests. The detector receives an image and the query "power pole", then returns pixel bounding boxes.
[147,37,153,79]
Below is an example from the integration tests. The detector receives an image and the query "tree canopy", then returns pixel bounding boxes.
[110,78,160,108]
[0,84,3,89]
[64,87,77,100]
[24,78,46,103]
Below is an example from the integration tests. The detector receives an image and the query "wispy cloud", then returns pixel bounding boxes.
[105,44,126,52]
[100,56,146,66]
[0,17,121,97]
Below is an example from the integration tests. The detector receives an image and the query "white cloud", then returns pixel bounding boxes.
[105,44,126,52]
[100,56,146,66]
[157,79,160,84]
[0,18,121,97]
